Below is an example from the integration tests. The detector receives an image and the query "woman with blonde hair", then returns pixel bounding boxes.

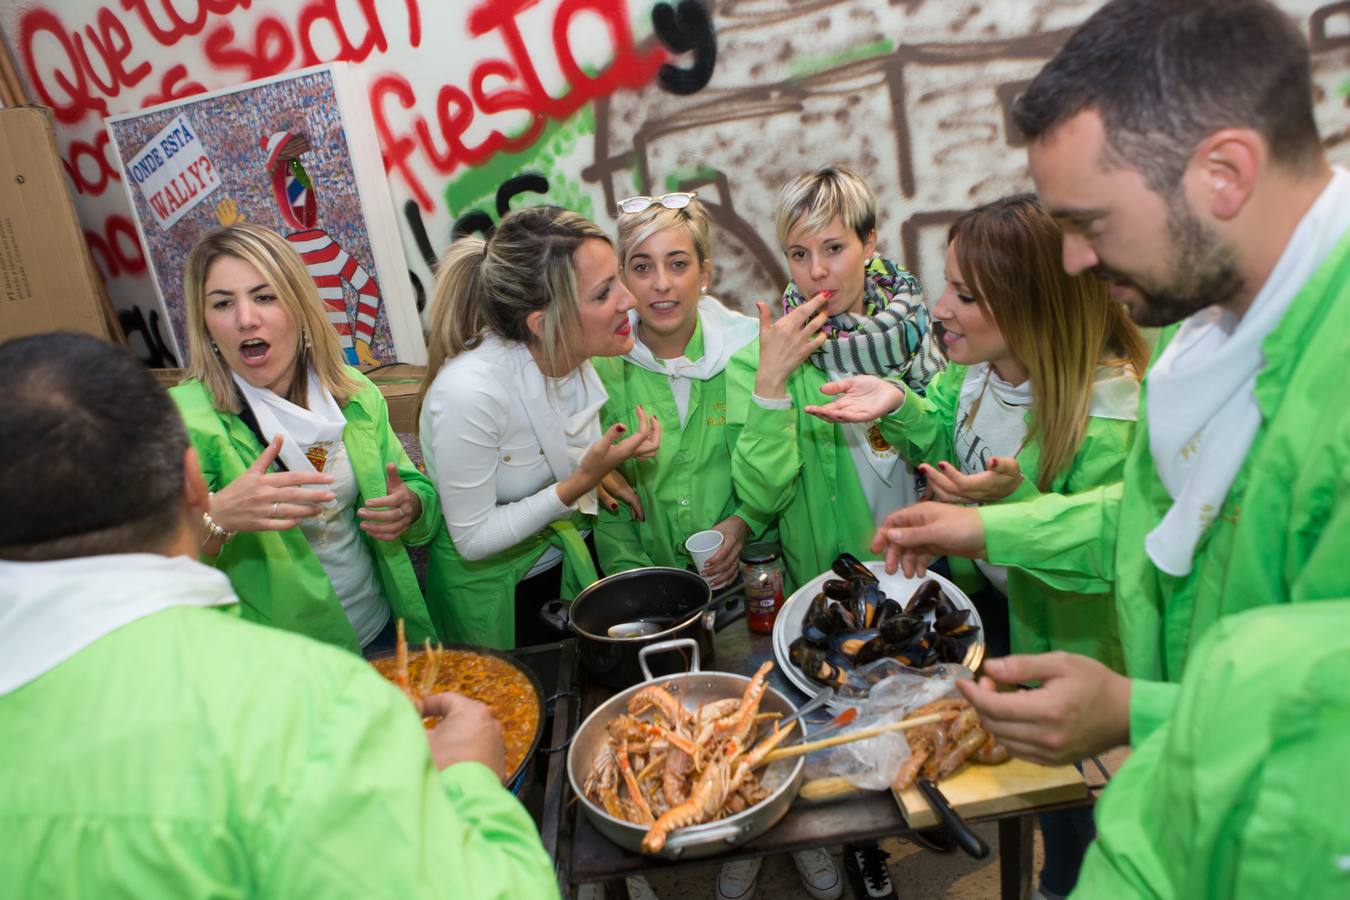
[592,193,761,586]
[171,223,439,655]
[807,193,1150,899]
[728,166,945,593]
[418,207,659,649]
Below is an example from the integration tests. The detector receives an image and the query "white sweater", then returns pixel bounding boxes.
[419,333,607,562]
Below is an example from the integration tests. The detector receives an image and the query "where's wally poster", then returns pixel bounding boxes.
[106,63,425,366]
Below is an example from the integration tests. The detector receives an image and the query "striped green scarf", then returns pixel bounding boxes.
[781,256,944,391]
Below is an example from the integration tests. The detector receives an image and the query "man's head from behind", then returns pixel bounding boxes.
[1014,0,1325,326]
[0,333,197,561]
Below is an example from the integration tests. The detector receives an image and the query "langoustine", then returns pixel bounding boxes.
[584,661,792,853]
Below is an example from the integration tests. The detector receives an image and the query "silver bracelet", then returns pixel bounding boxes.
[202,492,236,546]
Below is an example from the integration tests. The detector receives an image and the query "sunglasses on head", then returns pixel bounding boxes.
[617,191,697,214]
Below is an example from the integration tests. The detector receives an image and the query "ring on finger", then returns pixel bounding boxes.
[271,501,280,519]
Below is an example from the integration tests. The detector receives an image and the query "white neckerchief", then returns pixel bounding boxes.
[955,363,1033,471]
[1146,167,1350,576]
[0,554,237,696]
[232,367,347,474]
[623,296,759,428]
[487,333,609,515]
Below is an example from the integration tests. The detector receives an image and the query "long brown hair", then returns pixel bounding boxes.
[417,207,613,416]
[183,223,359,414]
[949,194,1150,490]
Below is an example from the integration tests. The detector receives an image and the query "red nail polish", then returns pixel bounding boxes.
[610,503,619,511]
[616,424,626,433]
[822,290,834,299]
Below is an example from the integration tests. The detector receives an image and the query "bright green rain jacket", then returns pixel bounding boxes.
[726,340,880,593]
[1072,601,1350,899]
[592,320,769,574]
[171,371,439,653]
[880,364,1134,670]
[979,230,1350,744]
[0,605,558,899]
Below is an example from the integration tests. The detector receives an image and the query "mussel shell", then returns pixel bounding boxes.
[831,552,879,584]
[822,578,858,601]
[828,628,881,660]
[934,634,968,664]
[905,580,942,615]
[872,597,906,630]
[879,612,926,645]
[853,634,896,666]
[935,608,971,635]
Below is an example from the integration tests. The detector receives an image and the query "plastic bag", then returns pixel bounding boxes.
[804,664,971,790]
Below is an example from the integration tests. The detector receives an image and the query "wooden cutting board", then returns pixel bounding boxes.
[892,758,1086,829]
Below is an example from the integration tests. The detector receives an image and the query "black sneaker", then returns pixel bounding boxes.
[843,842,896,899]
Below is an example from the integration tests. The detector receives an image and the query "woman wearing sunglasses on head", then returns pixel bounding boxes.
[418,207,660,650]
[808,194,1150,899]
[171,223,439,656]
[591,193,763,587]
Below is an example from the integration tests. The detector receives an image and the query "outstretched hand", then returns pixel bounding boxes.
[870,501,986,577]
[921,457,1023,504]
[805,374,905,423]
[559,406,662,508]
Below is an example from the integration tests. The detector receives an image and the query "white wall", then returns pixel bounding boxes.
[4,0,1348,365]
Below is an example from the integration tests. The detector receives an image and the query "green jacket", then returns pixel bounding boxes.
[880,364,1132,670]
[171,371,438,653]
[0,605,558,899]
[979,230,1350,744]
[726,340,878,593]
[1072,602,1350,899]
[424,514,597,650]
[592,322,769,574]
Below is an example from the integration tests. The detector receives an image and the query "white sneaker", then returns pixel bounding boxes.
[715,857,763,900]
[791,848,843,900]
[625,875,658,900]
[575,883,604,900]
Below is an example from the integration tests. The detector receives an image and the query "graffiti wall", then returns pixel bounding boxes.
[3,0,1349,365]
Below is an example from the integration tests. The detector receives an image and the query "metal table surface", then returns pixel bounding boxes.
[547,618,1105,900]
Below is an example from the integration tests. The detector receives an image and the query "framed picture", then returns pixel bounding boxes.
[106,63,425,365]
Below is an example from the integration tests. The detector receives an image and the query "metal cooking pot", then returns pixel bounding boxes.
[369,643,545,792]
[567,640,805,859]
[541,567,744,689]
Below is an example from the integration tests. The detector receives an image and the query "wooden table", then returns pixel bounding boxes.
[548,618,1105,899]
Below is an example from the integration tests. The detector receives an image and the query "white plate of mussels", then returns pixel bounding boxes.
[771,554,986,701]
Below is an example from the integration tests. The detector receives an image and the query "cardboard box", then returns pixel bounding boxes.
[362,364,426,435]
[0,106,119,343]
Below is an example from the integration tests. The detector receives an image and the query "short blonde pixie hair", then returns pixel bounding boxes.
[616,196,713,275]
[183,223,359,414]
[773,165,877,251]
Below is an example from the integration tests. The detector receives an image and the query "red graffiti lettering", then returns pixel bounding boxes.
[85,215,145,278]
[203,17,296,80]
[20,9,105,124]
[372,0,664,210]
[107,215,146,273]
[63,131,121,196]
[117,0,248,47]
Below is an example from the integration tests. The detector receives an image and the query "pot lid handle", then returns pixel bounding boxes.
[638,638,700,681]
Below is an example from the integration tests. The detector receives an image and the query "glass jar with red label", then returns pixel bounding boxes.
[740,542,786,634]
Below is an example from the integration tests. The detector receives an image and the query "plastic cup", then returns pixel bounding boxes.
[684,530,724,581]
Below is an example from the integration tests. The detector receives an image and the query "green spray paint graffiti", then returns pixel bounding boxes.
[787,38,894,80]
[443,108,599,222]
